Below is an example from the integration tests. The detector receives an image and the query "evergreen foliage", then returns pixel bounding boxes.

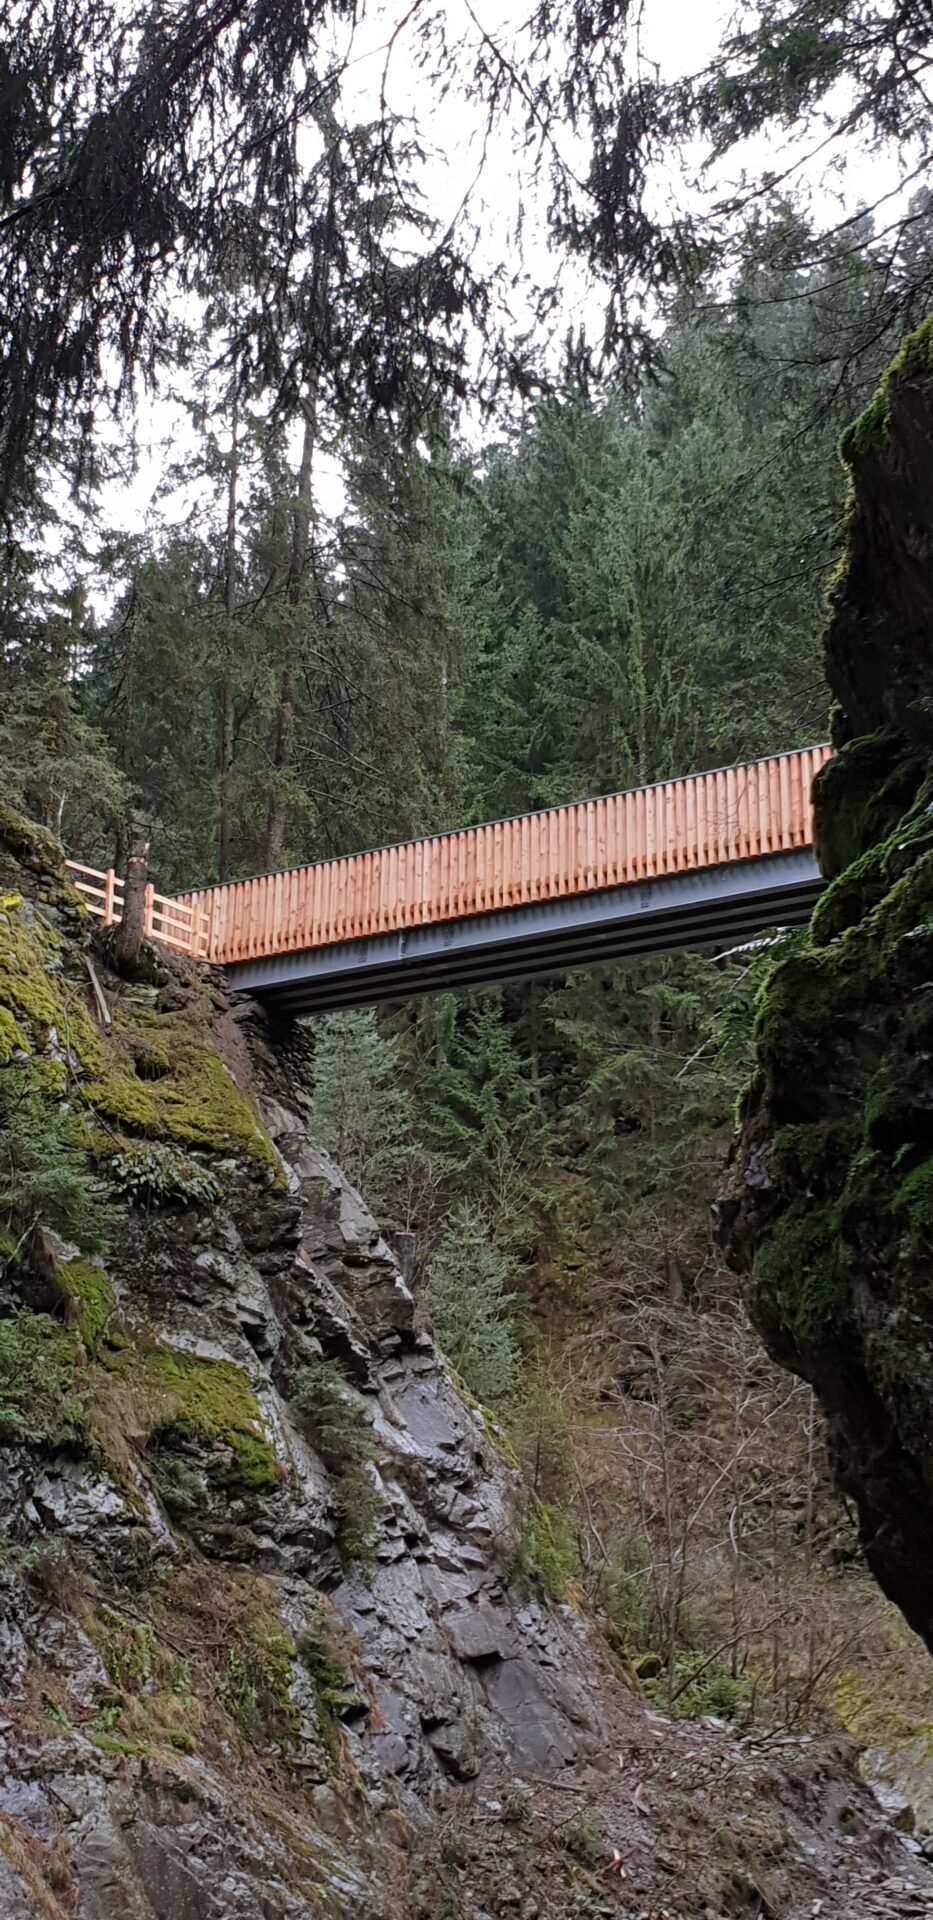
[426,1203,518,1404]
[294,1356,382,1559]
[308,1011,415,1218]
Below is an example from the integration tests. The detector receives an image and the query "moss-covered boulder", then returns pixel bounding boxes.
[722,316,933,1649]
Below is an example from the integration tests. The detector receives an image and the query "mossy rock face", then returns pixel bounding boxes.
[135,1343,278,1493]
[723,316,933,1650]
[0,802,75,899]
[48,1253,115,1353]
[0,801,277,1194]
[826,312,933,746]
[81,988,278,1170]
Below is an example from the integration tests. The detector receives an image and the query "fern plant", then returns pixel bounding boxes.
[0,1066,107,1258]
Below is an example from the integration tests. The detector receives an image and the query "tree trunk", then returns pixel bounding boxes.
[218,379,239,882]
[113,828,149,973]
[263,401,316,870]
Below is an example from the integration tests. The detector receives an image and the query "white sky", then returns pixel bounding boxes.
[87,0,909,573]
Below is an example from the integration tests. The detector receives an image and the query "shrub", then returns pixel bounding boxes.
[107,1141,222,1208]
[509,1498,577,1598]
[294,1356,382,1560]
[0,1311,88,1445]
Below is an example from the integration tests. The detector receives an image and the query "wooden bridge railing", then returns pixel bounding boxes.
[64,862,212,956]
[65,746,831,966]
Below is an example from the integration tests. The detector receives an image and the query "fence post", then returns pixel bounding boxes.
[205,890,220,963]
[103,868,116,926]
[143,882,154,942]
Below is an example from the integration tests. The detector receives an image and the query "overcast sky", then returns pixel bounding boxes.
[88,0,906,566]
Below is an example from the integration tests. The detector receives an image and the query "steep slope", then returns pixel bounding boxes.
[721,316,933,1650]
[0,807,929,1918]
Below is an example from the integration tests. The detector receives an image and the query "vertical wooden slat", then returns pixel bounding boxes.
[736,770,750,861]
[790,751,805,847]
[779,753,792,849]
[646,786,657,876]
[152,744,834,975]
[755,761,768,856]
[724,766,737,861]
[684,779,696,870]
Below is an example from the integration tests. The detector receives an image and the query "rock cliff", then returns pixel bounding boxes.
[0,805,930,1918]
[721,316,933,1652]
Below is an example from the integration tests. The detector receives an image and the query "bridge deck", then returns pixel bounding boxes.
[65,745,831,1008]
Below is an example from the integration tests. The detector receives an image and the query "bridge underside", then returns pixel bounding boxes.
[224,850,823,1015]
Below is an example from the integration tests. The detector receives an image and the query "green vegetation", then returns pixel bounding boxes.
[309,1010,417,1215]
[509,1499,578,1600]
[296,1600,363,1765]
[0,1065,108,1256]
[426,1204,517,1403]
[0,1313,88,1446]
[142,1345,278,1493]
[293,1357,382,1560]
[48,1255,114,1351]
[105,1141,223,1208]
[82,1012,277,1168]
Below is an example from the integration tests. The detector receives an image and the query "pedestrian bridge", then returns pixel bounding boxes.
[66,745,831,1013]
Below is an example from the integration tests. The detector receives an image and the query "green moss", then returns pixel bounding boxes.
[89,1731,144,1756]
[0,907,64,1035]
[141,1344,277,1491]
[839,312,933,465]
[832,1668,933,1753]
[812,731,924,883]
[0,1312,88,1446]
[0,896,102,1080]
[752,1208,845,1346]
[50,1256,115,1352]
[0,802,69,884]
[0,1006,26,1060]
[740,711,933,1497]
[83,1021,276,1168]
[509,1498,577,1598]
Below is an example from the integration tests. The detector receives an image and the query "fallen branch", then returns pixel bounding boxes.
[84,955,112,1026]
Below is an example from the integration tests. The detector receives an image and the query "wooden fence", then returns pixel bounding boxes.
[64,862,212,956]
[65,747,831,965]
[104,743,827,966]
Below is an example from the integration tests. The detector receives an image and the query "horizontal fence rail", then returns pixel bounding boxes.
[102,743,833,967]
[64,864,212,956]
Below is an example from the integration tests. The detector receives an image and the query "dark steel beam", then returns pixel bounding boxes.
[224,850,823,1015]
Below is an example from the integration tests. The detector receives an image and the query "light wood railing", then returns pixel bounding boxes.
[65,862,212,956]
[65,746,831,967]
